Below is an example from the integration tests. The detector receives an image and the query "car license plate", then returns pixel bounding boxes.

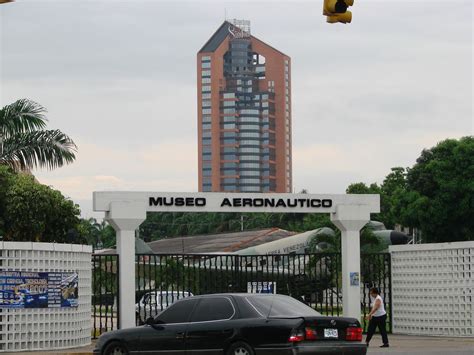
[324,328,338,338]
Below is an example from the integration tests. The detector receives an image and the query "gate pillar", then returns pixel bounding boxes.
[106,201,146,329]
[331,205,371,320]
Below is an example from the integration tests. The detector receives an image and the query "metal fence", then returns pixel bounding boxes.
[92,252,391,338]
[92,254,119,338]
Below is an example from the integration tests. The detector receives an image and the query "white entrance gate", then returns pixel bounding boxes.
[93,192,380,329]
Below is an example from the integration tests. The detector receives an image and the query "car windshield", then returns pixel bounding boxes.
[246,295,321,318]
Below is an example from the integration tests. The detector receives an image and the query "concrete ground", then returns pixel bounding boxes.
[366,334,474,355]
[7,335,474,355]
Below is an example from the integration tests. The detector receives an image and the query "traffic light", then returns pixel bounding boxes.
[323,0,354,24]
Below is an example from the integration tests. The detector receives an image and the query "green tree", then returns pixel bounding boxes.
[394,137,474,242]
[0,165,16,236]
[380,167,408,229]
[0,99,76,171]
[2,174,81,242]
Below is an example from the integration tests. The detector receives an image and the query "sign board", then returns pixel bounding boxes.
[0,271,78,308]
[93,192,380,214]
[247,281,276,294]
[350,272,360,286]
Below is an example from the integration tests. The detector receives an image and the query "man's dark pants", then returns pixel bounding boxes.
[365,314,389,345]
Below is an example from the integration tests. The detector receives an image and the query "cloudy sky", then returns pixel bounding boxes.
[1,0,472,218]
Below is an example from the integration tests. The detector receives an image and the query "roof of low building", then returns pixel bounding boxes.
[96,228,295,255]
[148,228,295,254]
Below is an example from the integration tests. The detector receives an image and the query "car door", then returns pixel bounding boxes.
[185,297,236,355]
[139,298,198,355]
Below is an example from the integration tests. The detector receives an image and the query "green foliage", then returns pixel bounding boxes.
[347,136,474,243]
[0,165,16,236]
[2,173,81,242]
[78,218,116,249]
[397,137,474,242]
[0,99,76,171]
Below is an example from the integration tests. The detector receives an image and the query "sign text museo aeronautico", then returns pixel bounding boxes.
[149,197,333,209]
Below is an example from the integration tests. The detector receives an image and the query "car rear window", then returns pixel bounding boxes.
[246,295,321,318]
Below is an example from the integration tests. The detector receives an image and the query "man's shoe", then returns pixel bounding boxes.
[380,344,389,348]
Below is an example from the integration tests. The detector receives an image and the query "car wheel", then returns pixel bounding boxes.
[103,341,129,355]
[226,341,255,355]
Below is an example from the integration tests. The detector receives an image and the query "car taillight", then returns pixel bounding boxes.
[346,327,363,341]
[305,327,318,340]
[288,329,305,342]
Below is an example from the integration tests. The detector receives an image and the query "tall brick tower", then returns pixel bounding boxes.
[197,20,292,193]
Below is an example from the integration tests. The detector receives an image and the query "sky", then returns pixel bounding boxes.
[0,0,472,218]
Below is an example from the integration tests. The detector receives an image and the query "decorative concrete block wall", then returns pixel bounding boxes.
[390,242,474,337]
[0,242,92,352]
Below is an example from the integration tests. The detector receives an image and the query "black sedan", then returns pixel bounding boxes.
[94,293,366,355]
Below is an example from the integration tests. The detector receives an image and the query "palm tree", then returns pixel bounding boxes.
[0,99,76,171]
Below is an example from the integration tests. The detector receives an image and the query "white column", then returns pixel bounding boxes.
[106,201,146,329]
[330,205,371,320]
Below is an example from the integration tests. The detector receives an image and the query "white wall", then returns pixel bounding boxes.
[390,242,474,337]
[0,242,92,352]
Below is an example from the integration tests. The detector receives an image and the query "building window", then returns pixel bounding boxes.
[201,62,211,69]
[222,123,236,129]
[223,93,235,99]
[202,100,211,107]
[222,138,236,144]
[221,169,237,175]
[202,78,211,84]
[202,108,211,114]
[202,115,211,123]
[240,117,259,123]
[222,162,237,168]
[201,70,211,77]
[222,154,237,160]
[202,93,211,99]
[240,109,259,115]
[240,170,260,177]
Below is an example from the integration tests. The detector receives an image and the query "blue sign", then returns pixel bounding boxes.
[0,271,78,308]
[247,281,276,294]
[350,272,360,286]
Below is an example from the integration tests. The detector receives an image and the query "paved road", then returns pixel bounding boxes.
[367,334,474,355]
[9,334,474,355]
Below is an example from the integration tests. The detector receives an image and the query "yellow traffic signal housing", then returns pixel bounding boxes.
[323,0,354,24]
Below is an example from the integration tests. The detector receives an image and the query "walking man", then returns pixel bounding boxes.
[365,287,389,348]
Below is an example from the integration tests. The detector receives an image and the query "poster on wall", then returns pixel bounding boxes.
[0,271,78,308]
